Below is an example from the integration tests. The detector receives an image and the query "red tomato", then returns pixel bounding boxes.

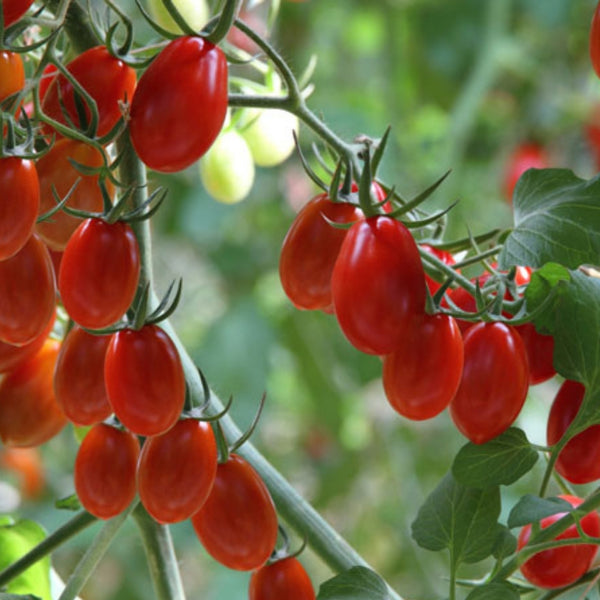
[35,139,110,251]
[279,193,362,311]
[58,219,140,329]
[37,64,58,101]
[591,2,600,79]
[104,325,185,437]
[191,454,278,571]
[0,50,24,103]
[1,0,34,27]
[74,423,139,519]
[420,244,457,295]
[0,309,55,374]
[54,325,112,426]
[41,46,136,138]
[515,323,555,385]
[137,419,218,524]
[129,36,228,172]
[0,233,56,346]
[518,495,600,589]
[0,339,66,447]
[449,322,529,444]
[249,557,316,600]
[331,215,426,355]
[546,380,600,484]
[0,447,45,498]
[0,157,39,260]
[503,143,548,203]
[382,314,464,420]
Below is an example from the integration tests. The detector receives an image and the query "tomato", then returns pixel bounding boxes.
[129,36,228,172]
[0,157,39,260]
[518,495,600,589]
[0,233,56,346]
[58,219,140,329]
[546,380,600,484]
[41,46,137,138]
[1,0,34,27]
[591,1,600,79]
[420,244,456,295]
[503,143,548,203]
[331,215,426,355]
[199,128,255,204]
[0,447,44,498]
[0,309,55,374]
[515,323,555,385]
[279,193,362,311]
[35,139,110,251]
[0,339,66,447]
[191,454,278,571]
[249,557,316,600]
[74,423,139,519]
[137,419,217,524]
[240,108,299,167]
[382,314,463,420]
[147,0,209,33]
[104,325,184,436]
[54,325,112,426]
[37,64,58,101]
[0,51,24,104]
[449,322,529,444]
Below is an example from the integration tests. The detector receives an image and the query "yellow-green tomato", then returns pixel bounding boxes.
[147,0,209,33]
[240,108,299,167]
[199,129,255,204]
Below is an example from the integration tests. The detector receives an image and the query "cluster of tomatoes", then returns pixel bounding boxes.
[0,1,318,597]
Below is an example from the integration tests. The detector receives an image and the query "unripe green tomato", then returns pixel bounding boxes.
[146,0,209,33]
[240,108,299,167]
[199,129,255,204]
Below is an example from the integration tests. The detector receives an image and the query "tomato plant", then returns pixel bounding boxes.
[129,35,228,172]
[58,218,140,329]
[591,1,600,79]
[74,423,139,519]
[146,0,209,33]
[0,50,24,104]
[191,454,278,571]
[137,419,218,524]
[249,557,316,600]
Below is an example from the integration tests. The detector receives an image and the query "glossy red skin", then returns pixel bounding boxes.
[546,380,600,484]
[515,323,555,385]
[503,143,548,203]
[129,36,228,172]
[518,495,600,589]
[0,157,39,260]
[0,50,24,103]
[74,423,139,519]
[382,314,464,420]
[0,310,55,374]
[137,419,218,524]
[1,0,34,27]
[0,234,56,346]
[41,46,136,138]
[279,193,362,311]
[0,339,66,447]
[421,244,456,295]
[591,2,600,79]
[191,454,278,571]
[449,322,529,444]
[249,557,316,600]
[331,216,426,355]
[104,325,185,437]
[59,219,140,329]
[54,325,112,426]
[35,139,110,251]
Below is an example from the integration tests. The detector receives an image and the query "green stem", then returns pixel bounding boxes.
[0,511,97,588]
[58,503,135,600]
[132,504,186,600]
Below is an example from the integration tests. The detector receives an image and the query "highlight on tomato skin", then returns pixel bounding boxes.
[249,556,316,600]
[517,494,600,589]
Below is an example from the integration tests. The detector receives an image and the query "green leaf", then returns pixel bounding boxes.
[55,494,82,511]
[452,428,538,488]
[524,263,571,333]
[499,169,600,269]
[411,472,501,568]
[492,525,517,560]
[316,566,390,600]
[0,595,43,600]
[465,582,519,600]
[507,495,573,529]
[0,519,51,600]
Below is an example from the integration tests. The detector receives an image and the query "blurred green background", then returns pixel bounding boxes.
[4,0,600,599]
